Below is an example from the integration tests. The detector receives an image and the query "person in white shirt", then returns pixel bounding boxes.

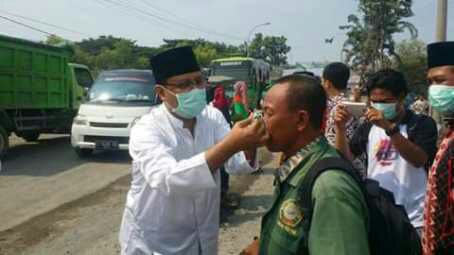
[119,47,268,255]
[334,69,438,232]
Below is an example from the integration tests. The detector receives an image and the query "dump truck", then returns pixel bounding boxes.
[0,34,93,157]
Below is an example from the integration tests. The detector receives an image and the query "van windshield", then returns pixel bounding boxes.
[89,71,156,105]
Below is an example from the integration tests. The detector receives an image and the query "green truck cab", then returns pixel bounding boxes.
[0,34,93,157]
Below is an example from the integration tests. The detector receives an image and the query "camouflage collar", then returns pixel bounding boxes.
[276,136,327,183]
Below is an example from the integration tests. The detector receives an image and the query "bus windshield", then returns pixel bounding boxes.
[211,60,253,82]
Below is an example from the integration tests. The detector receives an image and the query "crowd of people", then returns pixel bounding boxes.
[118,41,453,255]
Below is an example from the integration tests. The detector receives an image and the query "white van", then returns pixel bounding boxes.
[71,69,157,157]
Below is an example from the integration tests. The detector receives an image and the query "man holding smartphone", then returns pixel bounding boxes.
[335,69,438,233]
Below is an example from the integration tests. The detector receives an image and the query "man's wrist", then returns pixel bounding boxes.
[221,134,241,155]
[335,126,346,134]
[385,124,400,137]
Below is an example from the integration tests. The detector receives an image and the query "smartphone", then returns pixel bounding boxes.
[341,101,367,118]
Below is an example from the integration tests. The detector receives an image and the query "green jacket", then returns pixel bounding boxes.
[259,137,370,255]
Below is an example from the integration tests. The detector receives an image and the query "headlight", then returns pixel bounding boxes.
[73,116,88,126]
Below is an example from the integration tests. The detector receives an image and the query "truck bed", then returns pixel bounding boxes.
[0,34,71,110]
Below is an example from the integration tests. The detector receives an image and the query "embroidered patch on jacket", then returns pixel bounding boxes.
[279,199,303,230]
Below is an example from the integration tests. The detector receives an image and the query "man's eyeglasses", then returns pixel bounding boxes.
[165,76,206,90]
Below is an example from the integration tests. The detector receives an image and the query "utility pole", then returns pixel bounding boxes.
[432,0,448,124]
[245,22,271,57]
[436,0,448,42]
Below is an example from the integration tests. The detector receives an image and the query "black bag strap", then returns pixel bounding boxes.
[300,157,362,210]
[299,157,363,248]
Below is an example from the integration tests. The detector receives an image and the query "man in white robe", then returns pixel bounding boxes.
[119,46,267,255]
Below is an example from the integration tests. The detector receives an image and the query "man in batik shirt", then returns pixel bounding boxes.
[422,41,454,255]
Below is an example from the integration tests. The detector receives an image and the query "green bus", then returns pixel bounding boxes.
[209,57,270,109]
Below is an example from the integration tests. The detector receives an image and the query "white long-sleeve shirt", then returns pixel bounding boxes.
[119,104,254,255]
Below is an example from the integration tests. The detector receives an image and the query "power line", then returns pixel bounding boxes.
[0,9,90,36]
[139,0,202,28]
[0,15,55,36]
[101,0,242,41]
[138,0,238,40]
[95,0,175,31]
[92,0,185,37]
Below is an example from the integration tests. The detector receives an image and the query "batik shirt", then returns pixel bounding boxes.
[325,94,359,146]
[423,129,454,255]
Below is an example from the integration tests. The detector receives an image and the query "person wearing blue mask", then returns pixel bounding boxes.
[422,41,454,255]
[119,46,268,255]
[334,69,438,233]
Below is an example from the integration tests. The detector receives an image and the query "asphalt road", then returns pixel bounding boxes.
[0,135,275,255]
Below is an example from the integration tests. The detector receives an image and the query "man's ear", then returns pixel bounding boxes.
[155,85,166,102]
[322,79,331,89]
[296,110,310,132]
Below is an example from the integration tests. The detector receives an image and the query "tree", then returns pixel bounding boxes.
[396,39,427,95]
[65,35,252,75]
[193,45,218,67]
[248,33,291,66]
[43,35,65,46]
[340,0,417,81]
[156,39,241,66]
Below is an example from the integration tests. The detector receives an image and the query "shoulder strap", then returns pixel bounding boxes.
[299,157,363,249]
[300,157,362,209]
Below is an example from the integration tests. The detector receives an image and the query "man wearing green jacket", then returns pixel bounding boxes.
[242,74,370,255]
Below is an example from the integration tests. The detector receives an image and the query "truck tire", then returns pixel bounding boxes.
[74,147,93,158]
[21,131,40,142]
[0,127,9,159]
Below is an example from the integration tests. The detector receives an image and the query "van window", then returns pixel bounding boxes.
[89,70,156,105]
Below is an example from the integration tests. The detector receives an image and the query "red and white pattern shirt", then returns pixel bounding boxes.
[423,129,454,255]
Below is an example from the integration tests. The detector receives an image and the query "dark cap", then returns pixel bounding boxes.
[150,46,200,84]
[427,41,454,69]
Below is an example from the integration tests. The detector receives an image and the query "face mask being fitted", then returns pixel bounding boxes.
[163,87,207,119]
[428,85,454,115]
[371,102,398,120]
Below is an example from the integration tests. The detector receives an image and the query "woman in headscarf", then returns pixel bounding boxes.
[210,85,237,211]
[231,81,250,122]
[231,81,261,172]
[212,85,231,125]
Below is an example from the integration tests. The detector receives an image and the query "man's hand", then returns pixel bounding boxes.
[205,117,268,172]
[228,117,269,151]
[334,105,351,132]
[334,104,354,161]
[365,107,393,130]
[240,238,259,255]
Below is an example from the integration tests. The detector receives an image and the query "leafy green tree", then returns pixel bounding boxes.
[72,45,93,66]
[193,45,218,67]
[248,33,291,66]
[396,39,427,95]
[43,35,65,45]
[135,56,149,69]
[156,39,241,66]
[340,0,417,80]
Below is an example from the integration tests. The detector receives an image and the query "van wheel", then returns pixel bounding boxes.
[0,127,9,159]
[21,131,40,142]
[74,147,93,158]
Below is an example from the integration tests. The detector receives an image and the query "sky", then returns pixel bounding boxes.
[0,0,452,63]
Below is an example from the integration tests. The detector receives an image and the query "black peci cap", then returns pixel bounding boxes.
[427,41,454,69]
[150,46,200,84]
